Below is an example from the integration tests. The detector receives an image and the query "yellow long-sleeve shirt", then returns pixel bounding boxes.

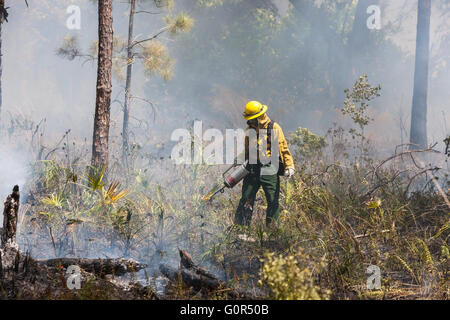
[244,114,295,170]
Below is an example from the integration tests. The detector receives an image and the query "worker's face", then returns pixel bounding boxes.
[247,118,258,128]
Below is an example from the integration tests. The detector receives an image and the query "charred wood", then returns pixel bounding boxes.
[160,249,256,299]
[1,185,19,247]
[36,257,147,277]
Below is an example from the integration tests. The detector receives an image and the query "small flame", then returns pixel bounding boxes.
[201,183,222,202]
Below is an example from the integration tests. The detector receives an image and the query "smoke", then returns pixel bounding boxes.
[0,1,449,277]
[0,144,29,225]
[2,0,449,148]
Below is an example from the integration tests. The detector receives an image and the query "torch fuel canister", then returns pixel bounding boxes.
[223,161,250,188]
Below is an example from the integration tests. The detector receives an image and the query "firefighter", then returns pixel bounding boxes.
[234,101,295,227]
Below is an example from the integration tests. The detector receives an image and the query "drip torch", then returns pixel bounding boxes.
[202,160,250,202]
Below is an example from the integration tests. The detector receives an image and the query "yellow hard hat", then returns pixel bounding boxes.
[243,101,267,120]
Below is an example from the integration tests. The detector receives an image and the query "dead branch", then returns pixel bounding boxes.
[362,168,410,199]
[373,146,440,180]
[131,26,169,48]
[135,10,162,15]
[404,167,440,196]
[1,185,20,247]
[354,229,391,239]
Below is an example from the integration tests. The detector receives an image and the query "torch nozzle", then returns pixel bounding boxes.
[201,183,226,202]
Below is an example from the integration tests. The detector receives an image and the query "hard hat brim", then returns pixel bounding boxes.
[243,104,267,120]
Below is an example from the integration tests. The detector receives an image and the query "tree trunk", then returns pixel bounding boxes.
[0,21,3,123]
[91,0,114,169]
[347,0,379,76]
[1,185,19,247]
[348,1,379,48]
[122,0,136,163]
[0,21,3,124]
[410,0,431,149]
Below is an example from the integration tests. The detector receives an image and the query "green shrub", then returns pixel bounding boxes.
[258,249,329,300]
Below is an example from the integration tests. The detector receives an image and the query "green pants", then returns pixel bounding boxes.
[234,173,280,227]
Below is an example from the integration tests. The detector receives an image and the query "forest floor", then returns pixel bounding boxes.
[1,115,449,300]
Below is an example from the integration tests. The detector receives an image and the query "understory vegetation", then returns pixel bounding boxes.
[3,77,449,300]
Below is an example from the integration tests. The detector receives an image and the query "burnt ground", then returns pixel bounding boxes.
[0,243,157,300]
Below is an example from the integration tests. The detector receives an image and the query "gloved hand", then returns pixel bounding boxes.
[284,168,295,178]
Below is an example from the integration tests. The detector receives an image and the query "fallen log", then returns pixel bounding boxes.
[160,264,222,292]
[179,249,217,280]
[36,257,147,277]
[0,242,154,299]
[0,244,155,299]
[159,249,256,299]
[0,185,155,299]
[1,185,20,247]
